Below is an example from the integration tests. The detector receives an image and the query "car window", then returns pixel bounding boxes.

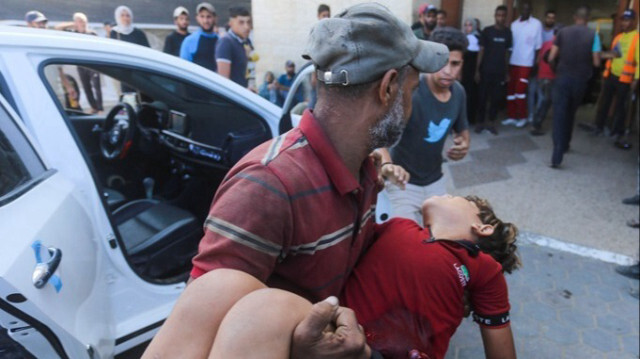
[41,62,268,149]
[0,102,46,201]
[42,64,123,116]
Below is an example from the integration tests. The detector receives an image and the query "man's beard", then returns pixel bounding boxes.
[369,89,406,151]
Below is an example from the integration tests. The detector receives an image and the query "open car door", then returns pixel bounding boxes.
[0,95,112,358]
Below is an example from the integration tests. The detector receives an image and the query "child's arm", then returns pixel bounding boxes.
[480,325,516,359]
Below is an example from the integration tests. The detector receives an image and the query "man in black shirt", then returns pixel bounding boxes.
[474,5,512,134]
[548,6,601,168]
[164,6,190,57]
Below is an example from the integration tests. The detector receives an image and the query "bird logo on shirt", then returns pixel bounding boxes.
[424,118,451,143]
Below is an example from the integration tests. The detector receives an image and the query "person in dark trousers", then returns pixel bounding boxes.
[592,10,638,150]
[475,5,512,135]
[110,6,150,47]
[216,6,252,87]
[163,6,190,57]
[529,30,556,136]
[180,3,218,72]
[56,12,104,113]
[548,5,601,168]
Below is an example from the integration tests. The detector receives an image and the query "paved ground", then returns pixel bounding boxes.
[447,238,640,358]
[442,104,640,358]
[444,103,639,260]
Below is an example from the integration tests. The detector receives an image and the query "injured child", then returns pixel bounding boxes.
[144,195,521,359]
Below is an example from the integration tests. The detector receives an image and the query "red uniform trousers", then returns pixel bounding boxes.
[506,65,532,119]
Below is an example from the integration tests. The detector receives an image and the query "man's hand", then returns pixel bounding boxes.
[446,132,469,161]
[381,163,410,190]
[632,79,638,94]
[291,296,371,359]
[474,71,481,84]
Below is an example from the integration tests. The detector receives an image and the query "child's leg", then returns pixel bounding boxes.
[142,269,267,359]
[209,288,313,358]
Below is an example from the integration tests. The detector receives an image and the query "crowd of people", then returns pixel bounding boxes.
[20,2,639,357]
[409,2,637,168]
[24,3,255,92]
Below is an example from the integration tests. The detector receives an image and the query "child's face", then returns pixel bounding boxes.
[422,195,481,228]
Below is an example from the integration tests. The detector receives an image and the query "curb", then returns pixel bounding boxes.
[519,231,636,266]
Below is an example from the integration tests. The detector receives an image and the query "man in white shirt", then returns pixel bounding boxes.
[503,2,542,128]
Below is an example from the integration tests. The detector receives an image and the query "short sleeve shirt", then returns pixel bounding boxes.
[180,29,218,72]
[191,110,380,301]
[509,16,543,67]
[479,25,513,75]
[216,30,249,87]
[537,40,555,79]
[163,30,189,57]
[341,219,510,359]
[391,77,468,186]
[554,25,598,79]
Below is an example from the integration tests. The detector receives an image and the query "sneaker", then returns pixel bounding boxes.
[615,264,640,280]
[622,195,640,205]
[515,119,528,128]
[501,118,517,126]
[474,125,484,134]
[486,126,498,135]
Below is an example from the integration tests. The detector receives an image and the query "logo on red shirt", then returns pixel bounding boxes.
[453,263,470,287]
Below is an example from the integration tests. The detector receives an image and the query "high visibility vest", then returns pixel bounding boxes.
[604,32,639,83]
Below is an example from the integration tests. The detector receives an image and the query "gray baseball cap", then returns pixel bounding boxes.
[302,3,448,86]
[196,2,216,14]
[25,10,47,24]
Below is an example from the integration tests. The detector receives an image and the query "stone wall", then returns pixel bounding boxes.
[252,0,413,87]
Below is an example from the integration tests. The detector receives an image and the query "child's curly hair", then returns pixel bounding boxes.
[466,196,521,274]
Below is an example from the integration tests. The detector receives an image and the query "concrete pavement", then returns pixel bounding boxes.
[447,238,639,358]
[444,103,639,260]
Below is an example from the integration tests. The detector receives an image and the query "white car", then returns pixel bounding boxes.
[0,27,312,358]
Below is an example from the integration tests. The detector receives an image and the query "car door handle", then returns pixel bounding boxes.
[32,247,62,289]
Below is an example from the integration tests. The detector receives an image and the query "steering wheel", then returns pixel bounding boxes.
[100,102,137,160]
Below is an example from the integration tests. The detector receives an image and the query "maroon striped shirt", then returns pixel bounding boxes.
[191,110,380,301]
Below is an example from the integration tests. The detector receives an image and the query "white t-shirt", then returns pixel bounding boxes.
[466,33,480,52]
[509,16,543,67]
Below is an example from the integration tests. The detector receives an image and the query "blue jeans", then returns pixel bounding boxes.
[527,76,538,120]
[532,78,554,129]
[551,75,588,165]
